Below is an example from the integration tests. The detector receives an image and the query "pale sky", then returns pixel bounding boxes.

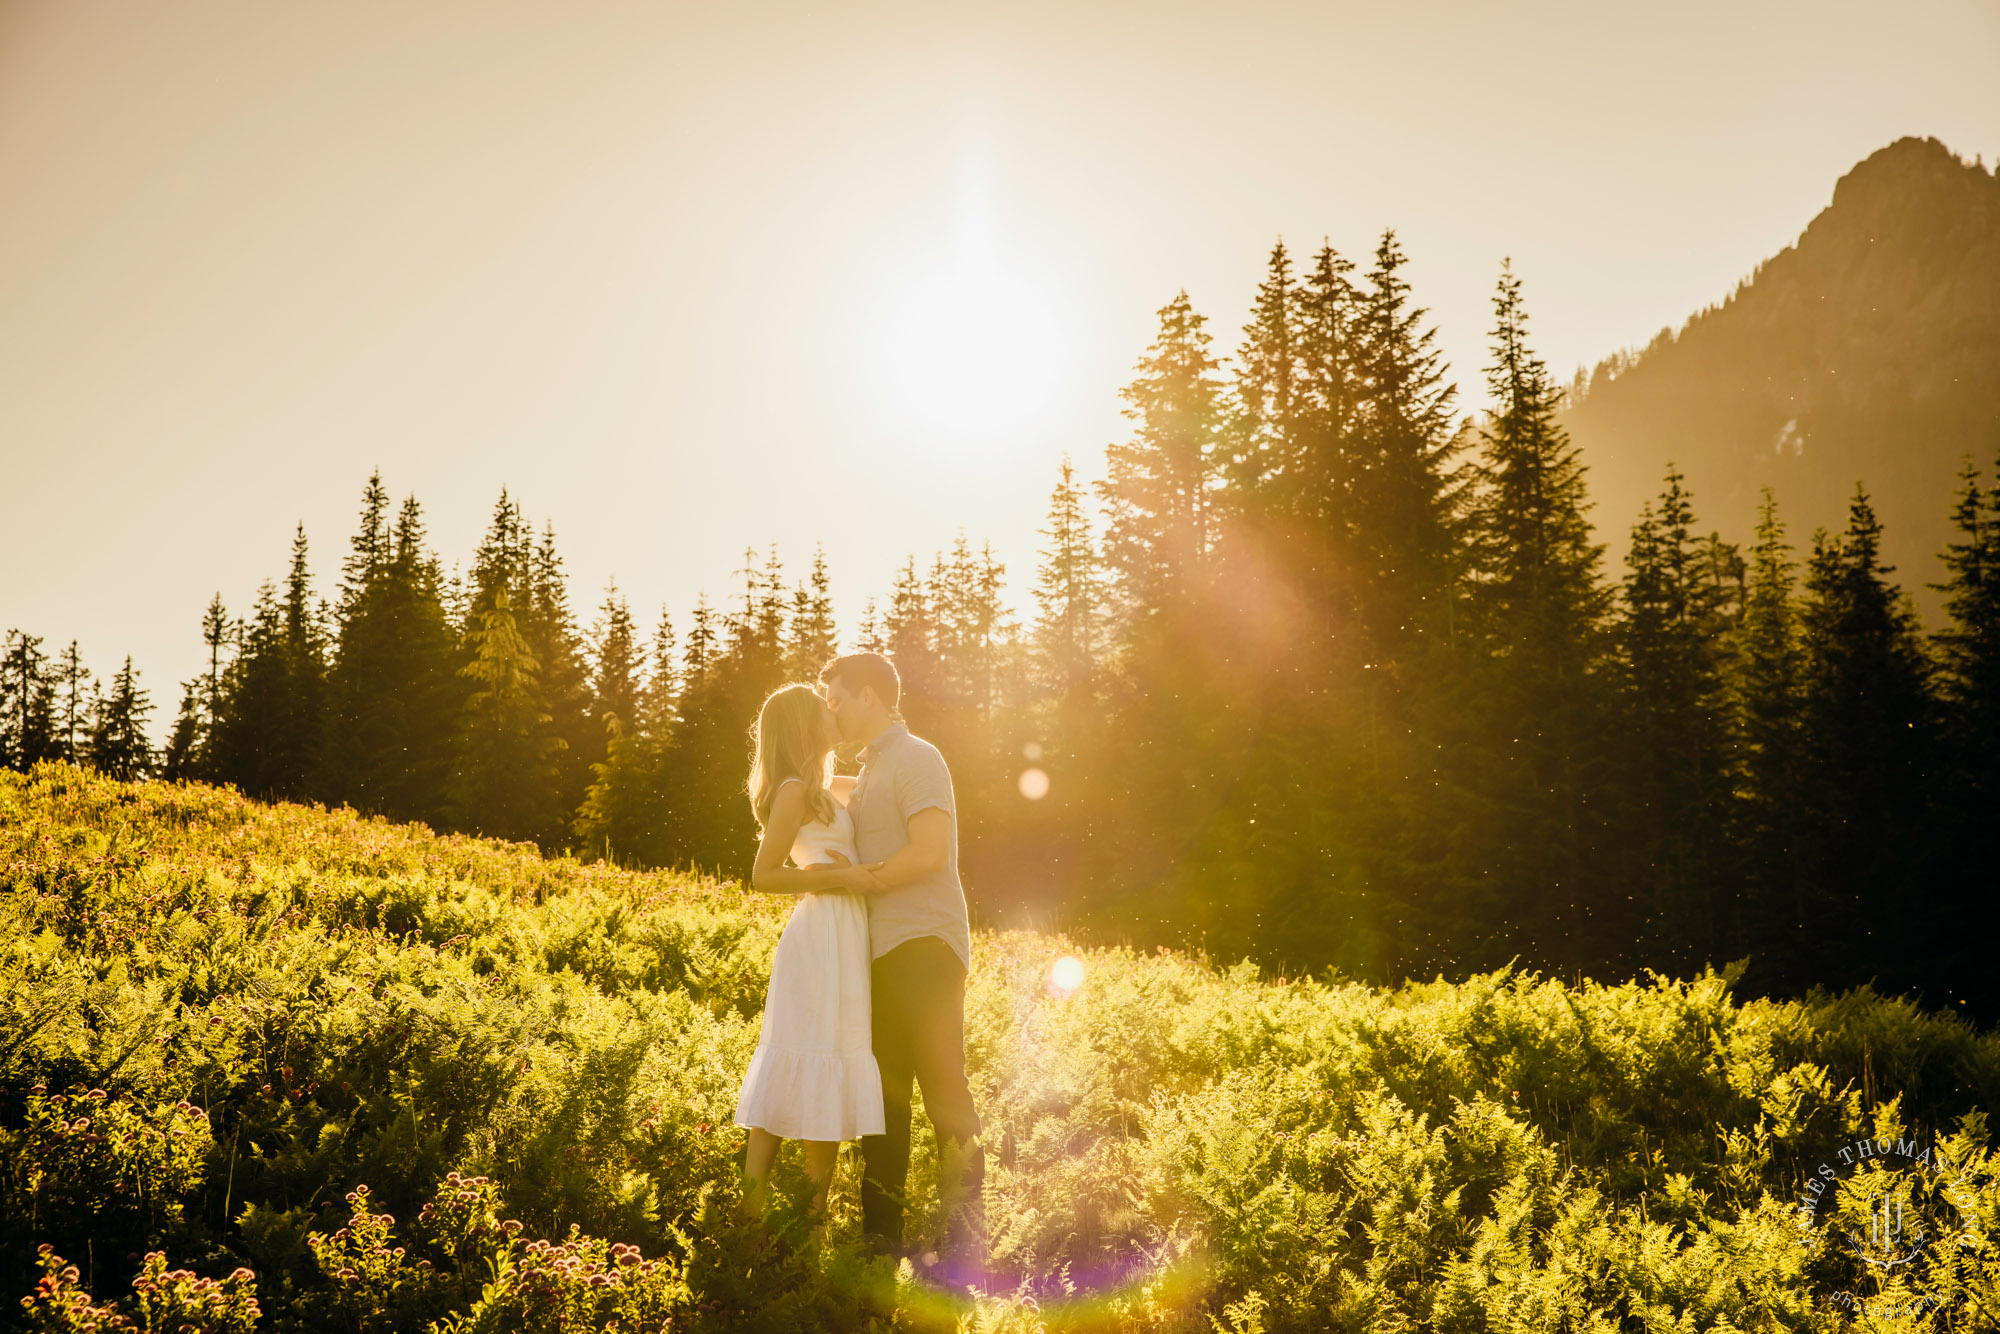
[3,0,1997,726]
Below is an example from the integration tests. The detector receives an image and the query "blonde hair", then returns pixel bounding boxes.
[748,683,838,834]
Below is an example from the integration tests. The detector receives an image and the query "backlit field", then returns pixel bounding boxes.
[3,763,1997,1332]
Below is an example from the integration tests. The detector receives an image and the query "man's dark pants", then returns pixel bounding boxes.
[860,935,983,1251]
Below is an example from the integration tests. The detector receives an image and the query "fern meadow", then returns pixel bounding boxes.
[3,762,1997,1331]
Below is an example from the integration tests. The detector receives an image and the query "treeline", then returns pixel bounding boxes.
[6,234,1996,1015]
[0,636,153,781]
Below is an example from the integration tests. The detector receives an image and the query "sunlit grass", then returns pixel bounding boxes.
[5,762,2000,1331]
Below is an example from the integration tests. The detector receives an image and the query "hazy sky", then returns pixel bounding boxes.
[3,0,1997,726]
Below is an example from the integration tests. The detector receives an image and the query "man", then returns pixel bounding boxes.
[818,652,986,1285]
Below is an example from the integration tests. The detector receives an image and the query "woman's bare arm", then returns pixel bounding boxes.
[750,783,881,895]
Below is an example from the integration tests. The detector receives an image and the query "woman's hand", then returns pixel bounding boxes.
[815,851,885,893]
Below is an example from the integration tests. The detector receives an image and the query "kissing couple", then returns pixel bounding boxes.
[729,652,987,1288]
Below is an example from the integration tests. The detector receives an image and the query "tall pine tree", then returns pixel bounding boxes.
[1617,467,1742,969]
[1032,456,1104,711]
[0,631,57,770]
[451,591,558,842]
[1462,262,1614,971]
[577,606,679,865]
[1348,231,1461,655]
[87,656,153,781]
[1794,488,1936,995]
[1223,241,1300,504]
[56,641,93,764]
[525,521,593,841]
[590,583,641,736]
[1929,455,2000,1011]
[209,526,326,800]
[1097,290,1224,616]
[785,547,838,682]
[1726,490,1810,988]
[319,485,460,825]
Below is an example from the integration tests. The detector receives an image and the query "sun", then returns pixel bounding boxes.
[869,177,1078,444]
[874,253,1074,443]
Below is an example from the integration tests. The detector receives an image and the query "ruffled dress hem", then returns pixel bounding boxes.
[733,1043,887,1141]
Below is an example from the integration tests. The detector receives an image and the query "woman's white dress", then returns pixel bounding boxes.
[733,781,886,1141]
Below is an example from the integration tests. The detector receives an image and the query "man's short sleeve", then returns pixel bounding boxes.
[893,744,954,822]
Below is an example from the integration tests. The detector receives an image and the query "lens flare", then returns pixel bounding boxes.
[1018,767,1050,800]
[1048,954,1085,997]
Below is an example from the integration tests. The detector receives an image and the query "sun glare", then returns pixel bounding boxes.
[869,160,1077,444]
[875,254,1074,442]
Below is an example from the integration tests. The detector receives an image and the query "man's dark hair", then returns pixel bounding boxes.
[818,652,900,709]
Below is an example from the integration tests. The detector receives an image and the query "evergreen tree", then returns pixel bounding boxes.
[525,521,593,842]
[446,494,576,842]
[1032,456,1104,706]
[884,555,939,729]
[0,630,57,770]
[319,489,460,825]
[195,596,231,776]
[1291,242,1361,507]
[590,583,641,735]
[1223,241,1300,503]
[162,682,203,781]
[162,598,224,787]
[336,471,392,623]
[1794,488,1937,994]
[786,547,838,681]
[684,596,719,682]
[1283,242,1364,627]
[275,525,329,797]
[1929,455,2000,1010]
[209,585,285,795]
[855,598,884,654]
[320,475,399,807]
[206,528,328,800]
[86,656,153,780]
[719,546,788,669]
[1933,458,2000,816]
[646,607,679,721]
[669,558,791,872]
[1097,290,1225,615]
[384,494,464,821]
[1726,490,1809,986]
[55,640,92,763]
[757,546,789,661]
[931,533,1009,723]
[1617,467,1742,968]
[466,490,530,625]
[1348,231,1461,653]
[1462,262,1614,969]
[576,607,677,863]
[450,591,558,842]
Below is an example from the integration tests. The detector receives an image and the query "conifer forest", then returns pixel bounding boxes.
[9,241,1996,1018]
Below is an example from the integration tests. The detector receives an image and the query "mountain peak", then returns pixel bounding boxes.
[1835,135,1985,206]
[1561,138,2000,618]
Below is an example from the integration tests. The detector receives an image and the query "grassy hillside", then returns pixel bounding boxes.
[3,763,1998,1332]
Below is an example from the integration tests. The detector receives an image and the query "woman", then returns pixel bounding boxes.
[733,683,887,1221]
